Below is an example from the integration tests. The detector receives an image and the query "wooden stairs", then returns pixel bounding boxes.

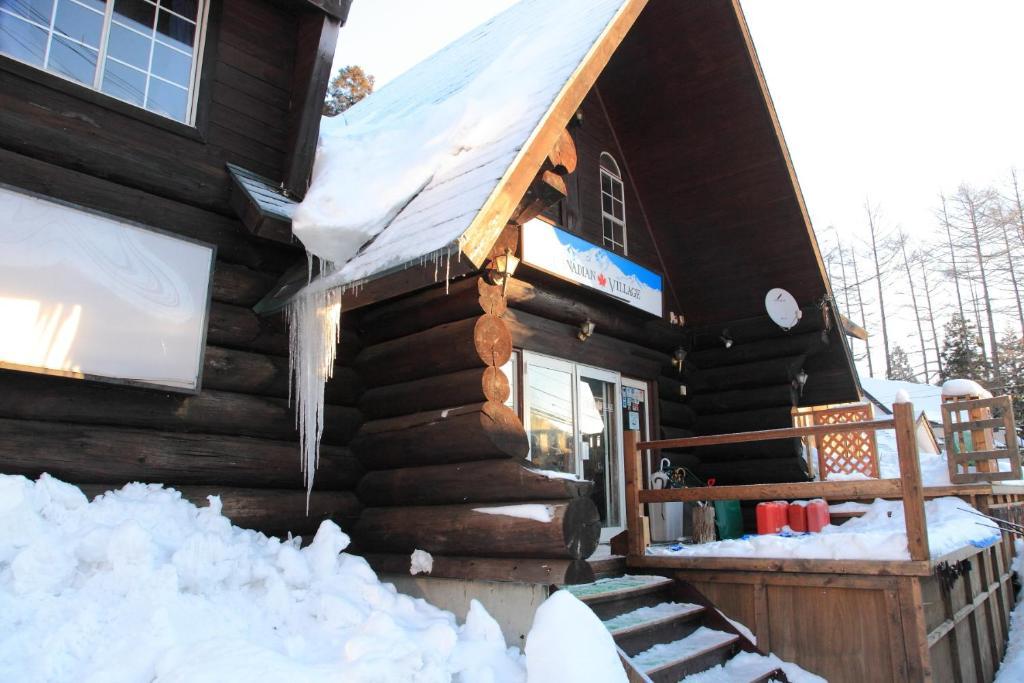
[565,575,789,683]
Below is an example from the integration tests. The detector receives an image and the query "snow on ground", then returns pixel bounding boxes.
[0,474,634,683]
[649,497,999,561]
[525,590,626,683]
[994,539,1024,682]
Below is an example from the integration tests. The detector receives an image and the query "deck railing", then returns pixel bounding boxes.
[624,401,930,561]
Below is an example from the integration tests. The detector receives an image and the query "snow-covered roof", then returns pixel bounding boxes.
[293,0,642,293]
[859,376,944,425]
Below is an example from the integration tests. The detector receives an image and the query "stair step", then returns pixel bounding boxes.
[606,602,706,656]
[633,627,739,683]
[676,651,786,682]
[565,574,674,620]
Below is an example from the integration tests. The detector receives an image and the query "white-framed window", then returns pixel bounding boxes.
[599,151,627,254]
[0,0,209,123]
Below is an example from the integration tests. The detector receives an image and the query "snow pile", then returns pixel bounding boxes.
[994,539,1024,682]
[649,497,999,561]
[0,474,527,682]
[942,378,993,399]
[525,590,626,683]
[682,651,826,683]
[409,549,433,576]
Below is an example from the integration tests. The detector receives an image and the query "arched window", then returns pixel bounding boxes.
[599,152,626,254]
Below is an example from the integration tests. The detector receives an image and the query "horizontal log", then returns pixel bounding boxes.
[696,406,797,435]
[352,402,528,469]
[209,302,289,355]
[0,371,361,445]
[689,355,805,393]
[505,276,686,352]
[357,315,512,387]
[357,277,505,344]
[659,400,696,428]
[359,367,508,419]
[357,458,592,506]
[694,437,804,463]
[688,384,797,415]
[202,346,361,406]
[687,331,829,369]
[353,498,601,559]
[0,417,362,489]
[78,484,362,538]
[691,458,811,485]
[212,262,279,307]
[689,305,825,350]
[362,553,595,585]
[503,309,666,379]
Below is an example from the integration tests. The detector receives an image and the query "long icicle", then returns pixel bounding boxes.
[285,267,343,514]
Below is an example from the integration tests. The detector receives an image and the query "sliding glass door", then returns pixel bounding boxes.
[522,353,625,540]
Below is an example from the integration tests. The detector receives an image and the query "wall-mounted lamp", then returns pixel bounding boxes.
[577,319,596,341]
[678,384,688,398]
[488,248,520,296]
[671,346,687,374]
[795,369,809,397]
[720,330,733,349]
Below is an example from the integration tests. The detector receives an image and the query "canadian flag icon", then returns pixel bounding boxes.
[597,273,607,287]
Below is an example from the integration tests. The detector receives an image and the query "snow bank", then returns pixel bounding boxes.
[994,539,1024,682]
[0,474,526,682]
[942,378,992,399]
[525,590,626,683]
[649,497,999,561]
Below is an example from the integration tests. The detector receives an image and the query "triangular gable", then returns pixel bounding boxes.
[295,0,647,298]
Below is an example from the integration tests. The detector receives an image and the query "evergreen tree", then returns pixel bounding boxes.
[1000,330,1024,429]
[323,65,375,116]
[887,345,917,382]
[939,314,990,381]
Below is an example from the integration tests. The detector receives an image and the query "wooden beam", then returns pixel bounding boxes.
[639,419,896,451]
[628,555,933,576]
[363,553,595,585]
[894,401,930,562]
[638,478,903,504]
[624,430,648,557]
[282,12,340,198]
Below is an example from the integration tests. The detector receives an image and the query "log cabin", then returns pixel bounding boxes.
[3,0,1020,680]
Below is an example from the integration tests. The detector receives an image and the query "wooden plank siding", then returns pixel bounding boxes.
[0,0,357,538]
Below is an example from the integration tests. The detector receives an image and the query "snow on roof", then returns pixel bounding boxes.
[859,376,944,424]
[294,0,635,292]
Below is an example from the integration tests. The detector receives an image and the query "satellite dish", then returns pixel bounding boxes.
[765,288,802,330]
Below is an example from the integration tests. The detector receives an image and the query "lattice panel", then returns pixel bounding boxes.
[813,404,880,479]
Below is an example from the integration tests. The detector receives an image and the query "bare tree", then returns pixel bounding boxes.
[939,194,968,324]
[897,231,929,380]
[865,201,894,377]
[918,252,944,379]
[952,184,1001,380]
[849,239,874,377]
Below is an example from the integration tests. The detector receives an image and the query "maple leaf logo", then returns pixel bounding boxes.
[597,273,607,287]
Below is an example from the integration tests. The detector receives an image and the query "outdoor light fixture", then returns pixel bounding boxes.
[720,330,733,349]
[489,248,520,296]
[671,346,687,374]
[577,319,596,341]
[795,369,809,396]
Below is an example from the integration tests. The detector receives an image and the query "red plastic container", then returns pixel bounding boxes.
[806,499,830,532]
[756,501,788,534]
[787,502,808,532]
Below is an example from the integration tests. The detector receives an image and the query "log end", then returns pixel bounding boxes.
[563,497,601,560]
[481,401,529,459]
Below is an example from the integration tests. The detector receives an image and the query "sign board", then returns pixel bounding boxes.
[520,219,663,316]
[0,185,215,393]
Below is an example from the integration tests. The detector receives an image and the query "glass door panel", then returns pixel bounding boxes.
[579,374,621,531]
[525,360,575,474]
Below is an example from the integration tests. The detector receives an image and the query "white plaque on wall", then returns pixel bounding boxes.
[0,184,215,393]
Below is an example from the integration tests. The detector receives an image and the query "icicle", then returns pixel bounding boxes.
[285,268,343,513]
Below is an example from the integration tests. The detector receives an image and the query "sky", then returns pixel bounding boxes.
[331,0,1024,379]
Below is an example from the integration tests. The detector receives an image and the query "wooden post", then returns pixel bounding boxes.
[624,430,648,557]
[894,401,930,561]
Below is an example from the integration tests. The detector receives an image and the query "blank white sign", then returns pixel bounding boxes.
[0,185,215,392]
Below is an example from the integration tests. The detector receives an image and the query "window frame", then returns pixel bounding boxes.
[0,0,211,126]
[599,151,628,255]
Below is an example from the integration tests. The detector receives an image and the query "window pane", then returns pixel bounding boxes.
[602,217,613,239]
[601,193,612,214]
[160,0,195,20]
[156,7,192,51]
[611,179,624,201]
[0,0,53,24]
[102,57,145,104]
[601,173,611,193]
[145,76,186,120]
[0,13,47,66]
[54,0,103,47]
[527,364,576,473]
[76,0,106,12]
[151,39,189,85]
[48,34,97,84]
[612,199,624,220]
[113,0,155,34]
[107,21,150,69]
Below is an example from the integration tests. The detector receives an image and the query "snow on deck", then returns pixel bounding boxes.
[648,497,1000,561]
[294,0,631,290]
[632,626,737,671]
[602,602,702,634]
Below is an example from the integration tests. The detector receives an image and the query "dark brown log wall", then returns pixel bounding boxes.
[0,0,361,538]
